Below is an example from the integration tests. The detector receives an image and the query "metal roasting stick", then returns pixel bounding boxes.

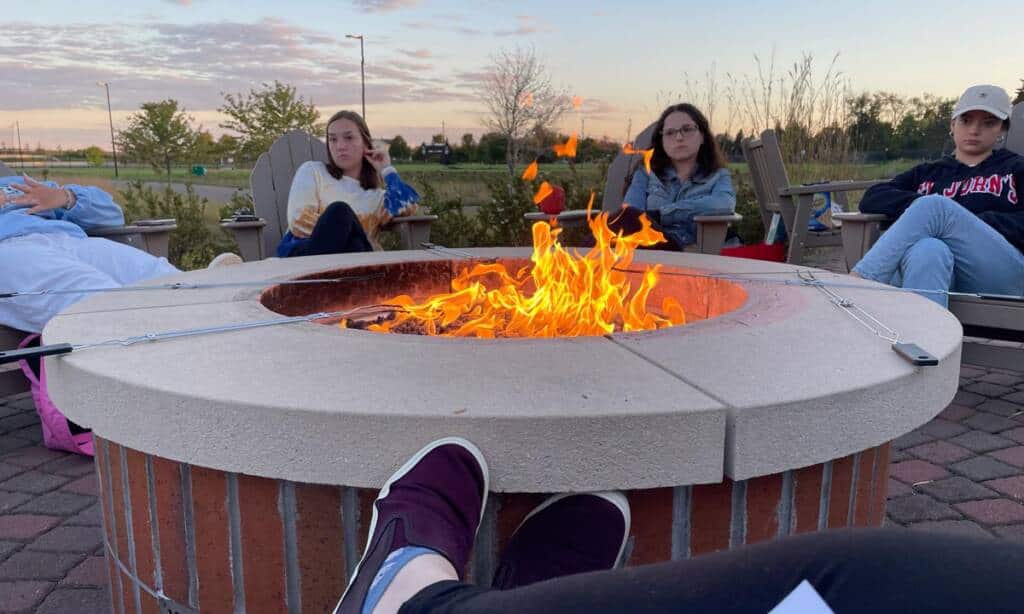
[0,304,402,366]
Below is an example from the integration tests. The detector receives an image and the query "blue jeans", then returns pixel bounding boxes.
[852,194,1024,308]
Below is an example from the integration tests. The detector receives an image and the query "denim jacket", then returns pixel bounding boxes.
[1,176,125,244]
[623,166,736,248]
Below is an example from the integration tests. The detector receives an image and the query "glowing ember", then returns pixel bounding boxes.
[521,160,539,181]
[623,143,654,173]
[344,208,687,338]
[533,181,554,204]
[553,133,578,158]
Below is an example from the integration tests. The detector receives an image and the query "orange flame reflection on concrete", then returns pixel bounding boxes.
[356,207,687,338]
[553,133,578,158]
[522,160,539,181]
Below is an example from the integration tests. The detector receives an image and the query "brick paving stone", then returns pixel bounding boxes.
[4,446,72,469]
[0,490,33,513]
[950,456,1020,481]
[0,550,83,580]
[938,404,976,422]
[908,519,993,539]
[965,382,1016,398]
[883,516,903,528]
[984,476,1024,500]
[0,436,32,456]
[960,366,987,379]
[949,430,1015,452]
[0,580,53,611]
[988,446,1024,468]
[889,449,912,463]
[29,526,104,553]
[978,372,1024,387]
[9,424,43,444]
[976,399,1023,417]
[889,460,949,484]
[893,430,935,450]
[60,556,108,587]
[61,474,97,496]
[7,396,35,412]
[0,405,22,420]
[991,525,1024,542]
[39,455,96,478]
[955,499,1024,525]
[0,462,26,482]
[0,412,42,433]
[0,470,70,494]
[1001,427,1024,444]
[916,476,999,503]
[36,587,112,613]
[63,504,101,528]
[14,491,95,516]
[962,413,1019,434]
[0,541,21,561]
[887,478,913,498]
[905,440,974,464]
[1002,391,1024,404]
[886,494,961,523]
[952,391,987,407]
[0,515,62,540]
[920,419,969,439]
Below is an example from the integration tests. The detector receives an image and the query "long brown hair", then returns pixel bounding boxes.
[648,103,726,181]
[324,110,381,190]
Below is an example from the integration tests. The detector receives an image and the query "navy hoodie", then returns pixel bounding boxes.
[860,148,1024,254]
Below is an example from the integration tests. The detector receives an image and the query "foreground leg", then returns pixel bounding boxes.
[295,201,374,256]
[401,528,1024,614]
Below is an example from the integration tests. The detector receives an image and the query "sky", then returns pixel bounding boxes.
[1,0,1022,150]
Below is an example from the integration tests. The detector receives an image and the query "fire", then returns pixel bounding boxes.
[532,181,554,204]
[623,143,654,173]
[521,160,539,181]
[553,133,578,158]
[349,208,687,338]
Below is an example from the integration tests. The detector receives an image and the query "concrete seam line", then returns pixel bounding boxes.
[145,454,164,593]
[102,440,127,614]
[119,447,143,614]
[671,485,691,560]
[818,461,833,531]
[848,452,861,526]
[730,479,747,548]
[227,472,246,614]
[778,470,794,538]
[280,480,302,614]
[342,487,360,580]
[181,463,199,608]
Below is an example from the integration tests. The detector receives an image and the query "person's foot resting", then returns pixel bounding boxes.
[334,437,489,614]
[492,492,631,589]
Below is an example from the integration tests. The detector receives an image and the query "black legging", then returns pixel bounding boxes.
[289,201,373,256]
[399,528,1024,613]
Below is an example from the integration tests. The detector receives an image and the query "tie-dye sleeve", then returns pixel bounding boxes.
[381,168,420,216]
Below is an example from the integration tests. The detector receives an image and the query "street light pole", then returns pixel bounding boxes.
[14,121,23,169]
[346,34,366,119]
[97,81,119,177]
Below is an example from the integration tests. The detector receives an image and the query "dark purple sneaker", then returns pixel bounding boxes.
[334,437,489,614]
[492,492,630,590]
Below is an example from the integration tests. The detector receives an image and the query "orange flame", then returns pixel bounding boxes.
[352,212,686,338]
[572,95,584,109]
[623,143,654,174]
[532,181,554,204]
[521,160,538,181]
[553,132,578,158]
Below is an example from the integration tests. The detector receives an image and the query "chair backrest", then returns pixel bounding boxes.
[741,130,794,230]
[0,160,14,176]
[1007,102,1024,155]
[600,122,657,211]
[249,130,331,260]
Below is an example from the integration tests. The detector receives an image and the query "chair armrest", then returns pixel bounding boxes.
[383,214,438,228]
[382,215,437,250]
[693,213,741,255]
[219,218,267,262]
[778,179,885,196]
[832,212,890,222]
[524,210,596,227]
[693,213,742,224]
[837,213,889,271]
[87,222,177,259]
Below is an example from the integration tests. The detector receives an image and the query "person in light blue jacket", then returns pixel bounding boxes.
[0,175,179,333]
[620,103,736,249]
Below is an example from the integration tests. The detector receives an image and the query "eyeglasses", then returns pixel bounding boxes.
[663,125,699,139]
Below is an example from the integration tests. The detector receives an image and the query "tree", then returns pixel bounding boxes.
[480,46,571,177]
[1014,80,1024,105]
[215,134,240,164]
[193,130,217,164]
[388,135,411,161]
[219,81,320,161]
[118,99,198,179]
[83,146,105,168]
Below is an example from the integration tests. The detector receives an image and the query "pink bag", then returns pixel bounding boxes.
[17,334,94,456]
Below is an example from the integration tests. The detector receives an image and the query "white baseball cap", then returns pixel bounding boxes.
[953,85,1012,120]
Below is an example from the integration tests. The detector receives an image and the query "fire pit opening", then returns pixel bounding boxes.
[260,257,748,338]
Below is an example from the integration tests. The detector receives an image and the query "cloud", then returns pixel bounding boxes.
[165,0,192,5]
[398,48,432,59]
[351,0,419,13]
[493,15,548,37]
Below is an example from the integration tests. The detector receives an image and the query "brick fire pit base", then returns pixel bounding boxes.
[96,437,890,613]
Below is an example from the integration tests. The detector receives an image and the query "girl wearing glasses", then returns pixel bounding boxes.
[620,103,736,250]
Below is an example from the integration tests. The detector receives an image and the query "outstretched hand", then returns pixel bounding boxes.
[364,148,392,172]
[1,176,70,214]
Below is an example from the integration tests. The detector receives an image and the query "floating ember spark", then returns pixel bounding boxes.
[623,143,654,174]
[521,160,539,181]
[533,181,554,204]
[553,133,578,158]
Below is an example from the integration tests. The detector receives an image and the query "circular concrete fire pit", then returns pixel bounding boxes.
[45,249,962,613]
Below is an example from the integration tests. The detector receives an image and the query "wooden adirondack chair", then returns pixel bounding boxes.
[835,102,1024,369]
[222,130,437,261]
[524,121,741,254]
[741,130,884,265]
[0,165,177,394]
